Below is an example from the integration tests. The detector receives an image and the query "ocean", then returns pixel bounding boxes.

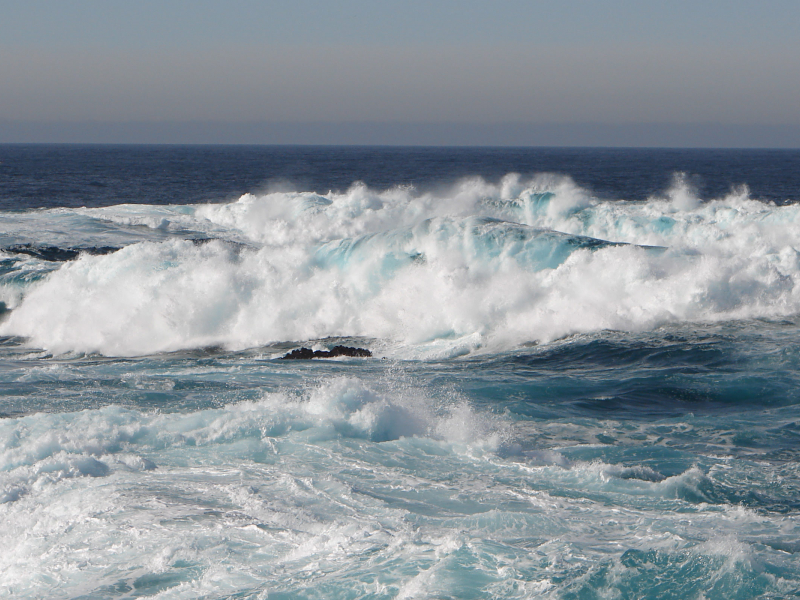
[1,144,799,599]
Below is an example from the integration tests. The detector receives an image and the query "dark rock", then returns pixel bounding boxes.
[281,345,372,360]
[328,345,372,358]
[281,347,316,360]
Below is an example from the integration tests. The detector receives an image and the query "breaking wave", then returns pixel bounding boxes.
[2,174,800,357]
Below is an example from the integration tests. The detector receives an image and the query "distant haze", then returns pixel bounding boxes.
[2,0,799,147]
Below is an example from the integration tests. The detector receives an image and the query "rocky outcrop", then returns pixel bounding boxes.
[281,345,372,359]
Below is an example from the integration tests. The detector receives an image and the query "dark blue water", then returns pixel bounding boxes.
[1,145,799,599]
[2,145,799,210]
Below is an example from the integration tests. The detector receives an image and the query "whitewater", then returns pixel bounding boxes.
[3,173,800,357]
[1,146,799,599]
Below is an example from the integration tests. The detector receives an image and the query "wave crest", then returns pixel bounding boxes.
[2,175,800,356]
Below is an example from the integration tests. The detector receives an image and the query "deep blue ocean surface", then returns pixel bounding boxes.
[1,145,800,599]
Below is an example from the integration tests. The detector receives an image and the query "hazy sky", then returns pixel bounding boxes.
[1,0,799,145]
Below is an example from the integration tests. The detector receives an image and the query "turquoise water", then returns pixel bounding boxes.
[1,147,800,598]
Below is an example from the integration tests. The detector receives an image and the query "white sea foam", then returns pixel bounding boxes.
[0,376,795,598]
[0,376,500,503]
[2,176,800,356]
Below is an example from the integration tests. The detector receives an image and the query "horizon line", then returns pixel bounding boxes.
[2,142,800,152]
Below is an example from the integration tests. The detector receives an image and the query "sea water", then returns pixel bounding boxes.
[1,145,799,599]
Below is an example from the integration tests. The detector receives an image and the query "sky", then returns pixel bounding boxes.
[1,0,799,146]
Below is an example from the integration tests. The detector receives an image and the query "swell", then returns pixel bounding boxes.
[0,174,798,357]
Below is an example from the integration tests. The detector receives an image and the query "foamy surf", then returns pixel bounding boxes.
[1,372,797,599]
[2,175,799,357]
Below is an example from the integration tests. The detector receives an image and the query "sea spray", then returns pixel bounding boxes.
[2,176,800,356]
